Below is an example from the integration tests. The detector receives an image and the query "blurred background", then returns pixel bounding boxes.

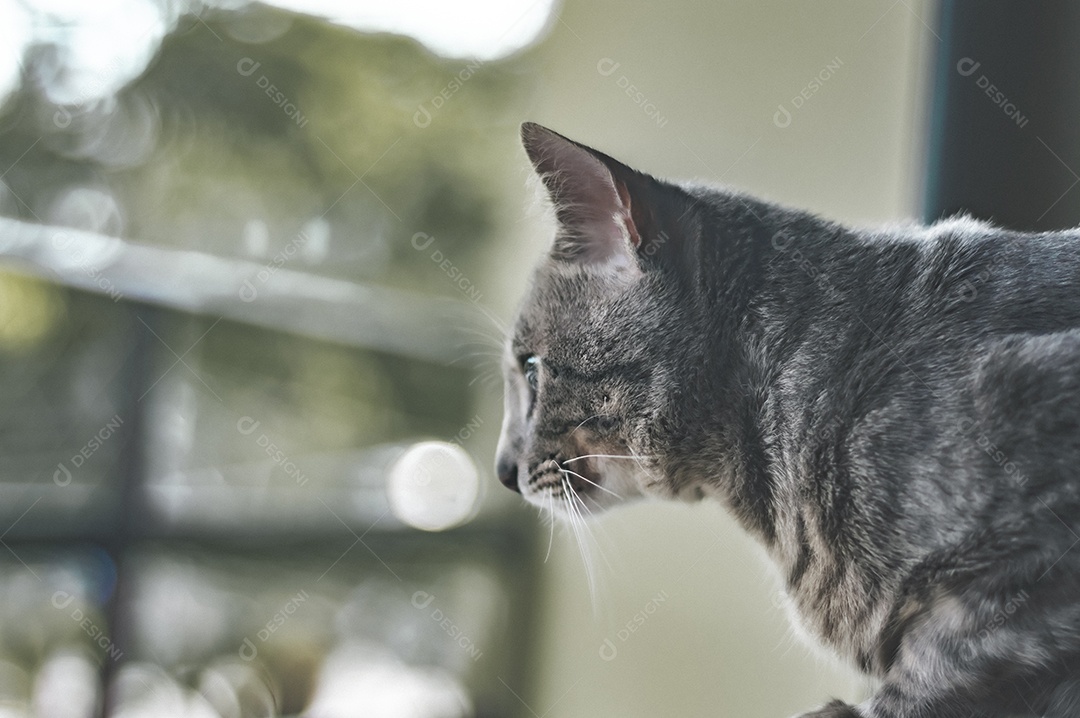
[1,0,1079,716]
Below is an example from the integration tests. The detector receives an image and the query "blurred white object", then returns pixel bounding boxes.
[2,0,557,116]
[111,663,220,718]
[262,0,557,60]
[32,650,99,718]
[306,643,472,718]
[388,442,479,532]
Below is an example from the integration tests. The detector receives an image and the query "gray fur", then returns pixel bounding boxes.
[496,123,1080,718]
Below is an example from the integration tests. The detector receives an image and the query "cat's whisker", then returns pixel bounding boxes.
[452,334,504,349]
[468,371,500,388]
[570,484,594,519]
[561,475,599,603]
[467,365,503,384]
[448,328,507,366]
[455,326,505,341]
[570,414,602,435]
[475,303,511,333]
[453,327,507,349]
[544,489,555,563]
[563,476,613,613]
[457,321,507,337]
[566,451,665,488]
[564,453,657,464]
[559,467,622,499]
[451,349,504,363]
[465,304,512,345]
[563,474,584,509]
[627,449,668,487]
[574,491,618,576]
[458,363,501,382]
[450,348,504,372]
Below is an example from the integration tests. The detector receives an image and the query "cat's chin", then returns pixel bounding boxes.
[633,474,712,505]
[674,483,710,503]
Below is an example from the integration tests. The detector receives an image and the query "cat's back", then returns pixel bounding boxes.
[892,216,1080,334]
[841,216,1080,485]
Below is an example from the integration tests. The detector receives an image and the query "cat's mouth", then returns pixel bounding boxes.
[521,455,635,514]
[526,458,594,496]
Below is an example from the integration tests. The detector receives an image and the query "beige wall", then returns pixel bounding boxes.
[488,1,934,715]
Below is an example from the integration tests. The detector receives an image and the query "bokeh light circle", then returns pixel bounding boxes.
[387,441,479,532]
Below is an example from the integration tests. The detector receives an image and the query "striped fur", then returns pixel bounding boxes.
[497,123,1080,717]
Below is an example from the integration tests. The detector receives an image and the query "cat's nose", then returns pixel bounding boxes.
[496,457,521,493]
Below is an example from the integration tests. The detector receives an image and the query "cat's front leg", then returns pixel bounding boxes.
[793,588,1048,718]
[791,657,1027,718]
[792,584,1070,718]
[795,693,996,718]
[795,698,862,717]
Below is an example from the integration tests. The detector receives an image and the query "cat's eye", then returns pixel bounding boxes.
[522,355,539,391]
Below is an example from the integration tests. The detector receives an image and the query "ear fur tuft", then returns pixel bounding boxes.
[521,122,649,267]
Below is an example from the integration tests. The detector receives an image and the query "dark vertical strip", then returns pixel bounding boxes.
[923,0,1080,231]
[100,304,157,716]
[920,0,955,215]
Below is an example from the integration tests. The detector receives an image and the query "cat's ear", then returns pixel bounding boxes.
[521,122,663,269]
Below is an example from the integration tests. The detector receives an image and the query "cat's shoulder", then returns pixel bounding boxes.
[968,329,1080,497]
[921,214,997,240]
[869,214,996,245]
[874,213,1080,247]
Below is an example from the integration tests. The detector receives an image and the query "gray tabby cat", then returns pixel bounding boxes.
[496,122,1080,718]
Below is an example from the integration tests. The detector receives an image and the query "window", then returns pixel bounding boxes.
[0,3,549,715]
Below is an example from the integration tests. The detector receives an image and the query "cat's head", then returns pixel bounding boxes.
[495,122,701,516]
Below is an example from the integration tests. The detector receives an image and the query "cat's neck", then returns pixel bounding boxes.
[662,193,852,545]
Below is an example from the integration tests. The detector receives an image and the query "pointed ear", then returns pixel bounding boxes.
[521,122,660,268]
